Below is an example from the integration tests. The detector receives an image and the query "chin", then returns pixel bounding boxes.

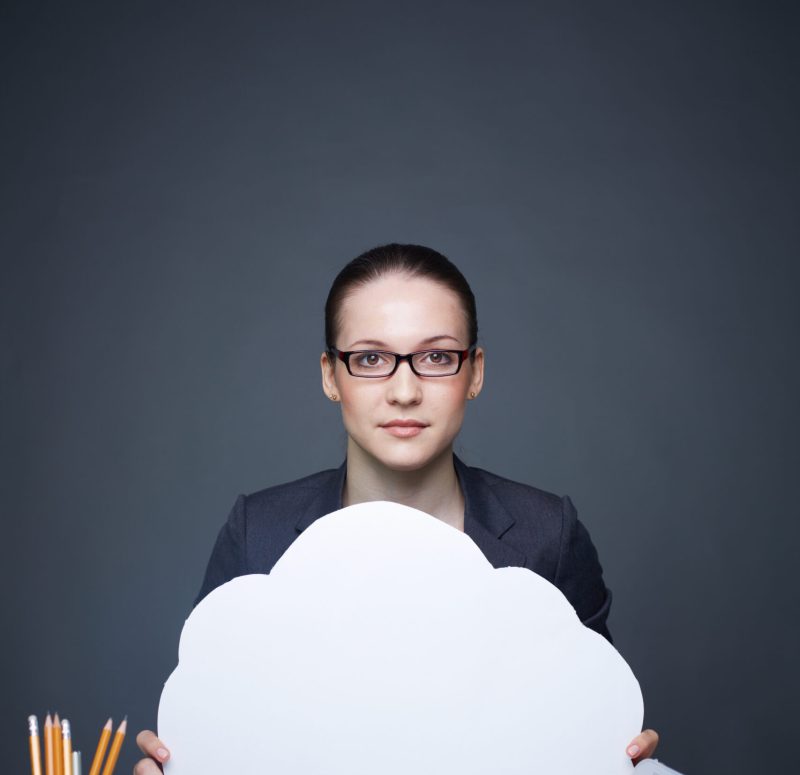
[370,441,447,473]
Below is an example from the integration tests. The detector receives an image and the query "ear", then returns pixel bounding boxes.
[467,346,485,399]
[320,351,340,400]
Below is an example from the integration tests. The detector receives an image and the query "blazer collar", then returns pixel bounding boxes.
[295,455,526,569]
[454,455,527,569]
[294,461,347,534]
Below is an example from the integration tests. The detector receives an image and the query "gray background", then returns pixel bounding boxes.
[2,1,798,773]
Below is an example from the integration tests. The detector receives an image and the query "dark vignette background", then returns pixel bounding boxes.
[2,2,798,773]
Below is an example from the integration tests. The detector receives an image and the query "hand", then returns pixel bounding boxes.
[132,726,657,770]
[626,728,659,765]
[134,729,170,774]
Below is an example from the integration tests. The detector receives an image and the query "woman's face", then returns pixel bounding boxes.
[321,273,484,472]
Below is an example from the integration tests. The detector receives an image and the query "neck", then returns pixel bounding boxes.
[343,441,465,531]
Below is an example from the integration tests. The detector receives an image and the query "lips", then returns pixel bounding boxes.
[380,419,428,438]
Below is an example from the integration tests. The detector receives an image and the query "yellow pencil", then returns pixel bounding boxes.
[62,719,73,775]
[53,713,63,775]
[44,714,54,775]
[99,718,126,775]
[86,718,112,775]
[28,715,43,775]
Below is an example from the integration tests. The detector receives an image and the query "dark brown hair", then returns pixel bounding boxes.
[324,243,478,352]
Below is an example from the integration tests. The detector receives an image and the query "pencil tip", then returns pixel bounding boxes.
[118,718,128,733]
[104,717,113,729]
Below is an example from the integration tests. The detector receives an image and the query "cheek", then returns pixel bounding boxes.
[338,383,378,425]
[429,382,469,422]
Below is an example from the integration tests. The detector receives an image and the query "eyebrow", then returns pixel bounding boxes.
[346,335,462,349]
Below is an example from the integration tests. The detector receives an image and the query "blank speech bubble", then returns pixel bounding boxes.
[159,501,644,774]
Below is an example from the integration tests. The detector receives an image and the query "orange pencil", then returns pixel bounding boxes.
[28,715,43,775]
[62,719,73,775]
[44,714,54,775]
[99,718,126,775]
[53,713,63,775]
[86,718,112,775]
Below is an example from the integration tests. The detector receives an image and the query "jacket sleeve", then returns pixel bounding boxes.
[193,494,249,608]
[554,495,613,643]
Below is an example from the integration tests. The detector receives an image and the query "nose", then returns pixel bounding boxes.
[386,359,422,405]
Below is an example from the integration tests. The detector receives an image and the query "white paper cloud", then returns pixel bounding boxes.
[159,501,644,774]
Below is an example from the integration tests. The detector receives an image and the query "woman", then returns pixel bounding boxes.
[134,243,659,773]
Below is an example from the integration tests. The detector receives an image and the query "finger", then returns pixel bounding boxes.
[626,728,660,763]
[133,757,164,775]
[135,729,171,763]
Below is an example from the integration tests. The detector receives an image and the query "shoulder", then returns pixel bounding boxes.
[469,464,563,504]
[244,466,341,512]
[214,465,343,577]
[239,464,344,539]
[194,466,343,606]
[457,458,571,574]
[460,461,566,524]
[460,461,612,641]
[457,458,588,579]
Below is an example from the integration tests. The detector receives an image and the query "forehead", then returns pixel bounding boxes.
[337,274,468,348]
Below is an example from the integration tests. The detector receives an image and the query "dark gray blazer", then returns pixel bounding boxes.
[195,455,613,642]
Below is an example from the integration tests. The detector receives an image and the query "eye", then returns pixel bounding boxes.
[355,351,388,368]
[423,350,454,365]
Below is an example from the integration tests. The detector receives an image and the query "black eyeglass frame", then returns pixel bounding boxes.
[329,345,477,378]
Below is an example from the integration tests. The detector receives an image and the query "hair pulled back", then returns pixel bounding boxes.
[325,243,478,352]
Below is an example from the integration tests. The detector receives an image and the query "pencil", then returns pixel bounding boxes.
[44,714,54,775]
[72,752,82,775]
[62,719,73,775]
[28,715,43,775]
[99,718,126,775]
[53,713,63,775]
[86,719,112,775]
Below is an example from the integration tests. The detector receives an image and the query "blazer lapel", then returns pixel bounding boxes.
[455,455,528,569]
[294,461,347,534]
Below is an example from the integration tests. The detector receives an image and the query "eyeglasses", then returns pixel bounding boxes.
[330,346,476,378]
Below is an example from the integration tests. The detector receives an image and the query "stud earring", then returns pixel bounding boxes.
[469,391,476,399]
[330,393,338,401]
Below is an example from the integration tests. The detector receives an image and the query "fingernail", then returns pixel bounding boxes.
[627,744,640,757]
[157,747,170,760]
